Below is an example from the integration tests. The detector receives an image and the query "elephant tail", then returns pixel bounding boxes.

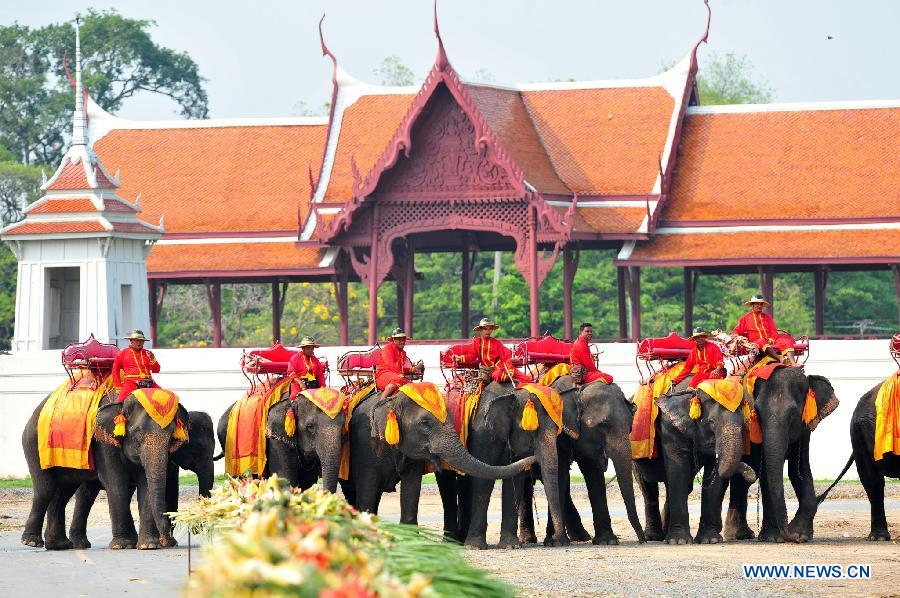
[816,454,854,505]
[213,451,224,461]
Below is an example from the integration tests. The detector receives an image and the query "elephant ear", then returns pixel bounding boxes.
[482,391,515,433]
[266,399,297,446]
[656,391,695,437]
[561,388,581,439]
[808,374,839,428]
[94,399,123,448]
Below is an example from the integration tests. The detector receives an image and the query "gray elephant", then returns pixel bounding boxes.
[22,390,189,550]
[636,383,756,544]
[518,376,646,545]
[723,371,838,543]
[345,385,535,525]
[66,410,216,548]
[216,387,345,492]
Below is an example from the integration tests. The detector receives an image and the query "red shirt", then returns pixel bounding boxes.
[462,336,513,368]
[287,352,326,388]
[733,311,778,345]
[674,342,724,384]
[570,337,598,373]
[377,343,409,376]
[112,347,160,389]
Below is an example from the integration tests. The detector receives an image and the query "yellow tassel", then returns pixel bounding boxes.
[748,408,763,444]
[521,399,539,431]
[385,409,400,445]
[284,409,296,437]
[173,418,188,441]
[689,395,702,420]
[802,389,818,425]
[113,413,127,437]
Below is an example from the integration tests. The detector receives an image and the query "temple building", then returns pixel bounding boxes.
[4,7,898,349]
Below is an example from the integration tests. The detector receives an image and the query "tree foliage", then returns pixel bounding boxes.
[374,56,416,86]
[697,51,773,105]
[0,161,42,225]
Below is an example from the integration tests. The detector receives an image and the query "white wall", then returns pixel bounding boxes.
[0,340,894,478]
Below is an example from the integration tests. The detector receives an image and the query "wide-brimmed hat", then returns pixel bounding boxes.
[473,318,500,331]
[387,327,407,339]
[745,293,770,306]
[298,336,320,348]
[122,330,148,341]
[689,326,711,340]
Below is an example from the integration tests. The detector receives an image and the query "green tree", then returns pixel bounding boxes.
[0,9,208,166]
[697,52,773,105]
[374,56,416,86]
[0,161,43,225]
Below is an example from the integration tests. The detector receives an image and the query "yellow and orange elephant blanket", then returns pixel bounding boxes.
[875,372,900,461]
[131,387,181,429]
[631,362,687,459]
[300,387,345,420]
[225,377,292,477]
[38,371,114,470]
[519,383,563,435]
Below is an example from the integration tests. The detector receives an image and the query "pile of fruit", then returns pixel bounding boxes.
[171,476,513,597]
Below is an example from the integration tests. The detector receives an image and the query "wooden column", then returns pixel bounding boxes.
[814,267,827,336]
[683,267,694,337]
[148,280,159,346]
[367,208,380,345]
[461,237,471,338]
[563,245,580,340]
[758,266,775,317]
[892,265,900,327]
[395,278,404,330]
[271,281,288,343]
[206,282,222,348]
[617,267,628,341]
[628,266,641,342]
[333,258,349,346]
[528,208,540,337]
[404,241,414,337]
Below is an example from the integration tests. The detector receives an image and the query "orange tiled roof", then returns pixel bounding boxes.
[147,242,324,275]
[45,159,91,191]
[3,221,106,235]
[522,87,675,195]
[620,229,900,266]
[323,94,415,203]
[575,206,648,234]
[663,108,900,223]
[28,199,97,214]
[94,124,328,234]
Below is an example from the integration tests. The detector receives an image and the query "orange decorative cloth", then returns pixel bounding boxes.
[399,382,447,423]
[300,387,344,420]
[697,378,744,413]
[131,387,180,429]
[225,377,292,477]
[742,356,782,397]
[519,383,563,434]
[375,343,412,391]
[570,337,613,384]
[733,311,795,354]
[538,363,572,387]
[37,371,114,470]
[630,361,687,459]
[874,372,900,461]
[673,343,724,388]
[803,388,818,426]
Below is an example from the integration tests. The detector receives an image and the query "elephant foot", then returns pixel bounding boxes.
[109,536,138,550]
[728,525,755,541]
[44,537,74,551]
[723,509,755,540]
[788,520,813,543]
[694,530,724,544]
[159,535,178,548]
[518,527,537,545]
[138,540,161,550]
[644,526,666,542]
[568,526,592,543]
[757,527,786,543]
[70,535,91,549]
[665,529,693,545]
[592,531,620,546]
[498,537,523,550]
[543,534,570,547]
[867,529,891,541]
[464,537,490,551]
[20,533,44,548]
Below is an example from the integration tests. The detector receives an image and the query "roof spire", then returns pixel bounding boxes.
[318,14,338,85]
[434,0,449,71]
[690,0,711,69]
[72,14,88,146]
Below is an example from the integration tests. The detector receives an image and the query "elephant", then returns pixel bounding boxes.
[816,380,899,541]
[65,410,216,549]
[216,387,345,492]
[21,390,190,550]
[517,376,646,545]
[344,386,536,527]
[723,370,838,543]
[634,383,756,544]
[436,381,568,549]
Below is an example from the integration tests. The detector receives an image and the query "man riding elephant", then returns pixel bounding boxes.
[111,330,160,401]
[376,328,423,400]
[671,328,726,389]
[569,322,613,386]
[455,318,531,384]
[733,294,795,364]
[288,336,326,397]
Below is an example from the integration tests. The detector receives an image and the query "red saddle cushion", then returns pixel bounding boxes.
[637,332,692,361]
[244,342,298,375]
[440,344,479,369]
[514,334,573,364]
[338,347,381,371]
[62,334,118,371]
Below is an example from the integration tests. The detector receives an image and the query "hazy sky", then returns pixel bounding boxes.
[7,0,900,120]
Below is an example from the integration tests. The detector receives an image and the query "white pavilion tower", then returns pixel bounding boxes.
[0,18,163,351]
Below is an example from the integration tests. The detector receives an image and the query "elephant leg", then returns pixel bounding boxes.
[695,464,726,544]
[517,475,537,544]
[44,482,79,550]
[21,475,55,547]
[661,441,693,545]
[165,462,179,519]
[758,431,790,542]
[564,471,591,542]
[786,440,816,542]
[464,476,495,550]
[69,481,101,549]
[536,434,568,547]
[637,473,664,541]
[354,473,382,515]
[458,475,473,540]
[399,465,423,525]
[436,471,461,541]
[724,466,756,540]
[339,479,356,507]
[499,474,524,549]
[136,470,162,550]
[582,459,616,545]
[267,441,302,487]
[857,456,890,541]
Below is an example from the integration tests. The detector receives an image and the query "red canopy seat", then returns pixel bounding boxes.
[241,342,299,376]
[439,343,479,370]
[637,332,693,362]
[513,334,573,365]
[61,334,118,381]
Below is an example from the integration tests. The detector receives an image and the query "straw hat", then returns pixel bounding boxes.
[744,293,770,306]
[122,330,148,341]
[473,317,500,331]
[387,327,407,340]
[688,326,711,340]
[298,336,320,348]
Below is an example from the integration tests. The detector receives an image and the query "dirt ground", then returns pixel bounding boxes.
[1,480,899,597]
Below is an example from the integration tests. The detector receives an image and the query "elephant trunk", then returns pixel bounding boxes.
[196,459,215,498]
[431,429,536,479]
[141,433,175,542]
[314,422,342,493]
[716,422,744,479]
[606,435,646,542]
